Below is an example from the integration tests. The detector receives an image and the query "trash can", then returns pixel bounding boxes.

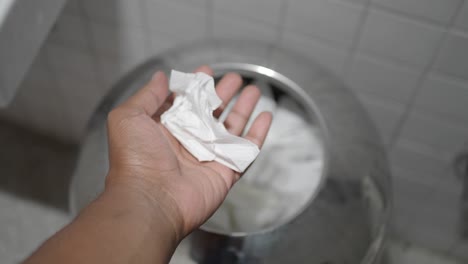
[70,40,391,264]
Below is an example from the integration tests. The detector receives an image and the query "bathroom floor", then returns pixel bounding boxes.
[0,120,76,262]
[0,119,463,264]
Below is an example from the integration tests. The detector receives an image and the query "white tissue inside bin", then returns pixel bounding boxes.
[161,70,260,173]
[205,94,324,233]
[218,80,277,136]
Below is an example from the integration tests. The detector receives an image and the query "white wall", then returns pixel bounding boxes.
[1,0,468,259]
[0,0,67,106]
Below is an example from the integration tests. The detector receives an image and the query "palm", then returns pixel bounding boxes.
[156,120,237,230]
[107,66,271,234]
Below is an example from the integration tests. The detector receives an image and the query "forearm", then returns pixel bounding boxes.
[24,182,180,264]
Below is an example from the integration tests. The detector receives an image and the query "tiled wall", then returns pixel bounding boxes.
[2,0,468,260]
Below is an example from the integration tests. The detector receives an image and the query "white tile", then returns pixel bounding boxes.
[404,204,459,252]
[355,93,405,144]
[45,43,99,84]
[1,53,53,128]
[146,33,182,56]
[415,74,468,125]
[144,0,207,41]
[390,169,436,240]
[392,176,459,252]
[404,226,457,256]
[54,72,104,141]
[10,58,70,139]
[4,46,98,141]
[213,0,283,25]
[54,71,103,107]
[63,0,82,15]
[432,167,463,196]
[96,55,143,89]
[95,49,163,90]
[399,110,468,159]
[213,12,279,43]
[433,32,468,80]
[83,0,145,28]
[372,0,462,25]
[170,0,208,7]
[48,13,90,51]
[216,41,271,65]
[346,54,421,104]
[285,0,364,48]
[392,174,435,215]
[358,9,444,68]
[0,192,70,264]
[95,57,121,91]
[430,185,462,212]
[281,31,348,77]
[390,143,450,186]
[18,52,53,93]
[450,242,468,261]
[392,201,415,239]
[340,0,368,5]
[455,1,468,31]
[89,22,148,63]
[388,241,463,264]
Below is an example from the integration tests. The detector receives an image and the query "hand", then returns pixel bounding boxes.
[105,66,272,241]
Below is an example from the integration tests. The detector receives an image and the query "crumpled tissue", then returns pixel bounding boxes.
[161,70,260,173]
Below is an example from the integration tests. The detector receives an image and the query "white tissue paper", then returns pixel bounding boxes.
[161,70,260,173]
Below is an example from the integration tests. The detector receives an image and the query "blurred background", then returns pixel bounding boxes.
[0,0,468,263]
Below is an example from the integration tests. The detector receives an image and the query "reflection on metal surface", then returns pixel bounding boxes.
[69,40,392,264]
[455,145,468,240]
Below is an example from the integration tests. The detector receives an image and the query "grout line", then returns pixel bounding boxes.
[43,0,91,106]
[79,0,108,90]
[342,0,372,78]
[40,45,71,138]
[285,28,353,51]
[139,0,152,44]
[371,2,454,29]
[451,27,468,37]
[206,0,222,64]
[138,0,161,58]
[266,0,290,60]
[430,70,468,86]
[212,6,282,29]
[387,0,467,151]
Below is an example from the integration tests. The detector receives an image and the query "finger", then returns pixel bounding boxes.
[152,98,173,122]
[244,112,273,148]
[224,85,261,135]
[122,71,169,115]
[194,65,214,76]
[213,73,243,118]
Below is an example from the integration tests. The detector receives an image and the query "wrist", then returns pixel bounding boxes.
[103,172,185,243]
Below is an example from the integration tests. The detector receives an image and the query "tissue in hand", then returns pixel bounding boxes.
[161,70,260,173]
